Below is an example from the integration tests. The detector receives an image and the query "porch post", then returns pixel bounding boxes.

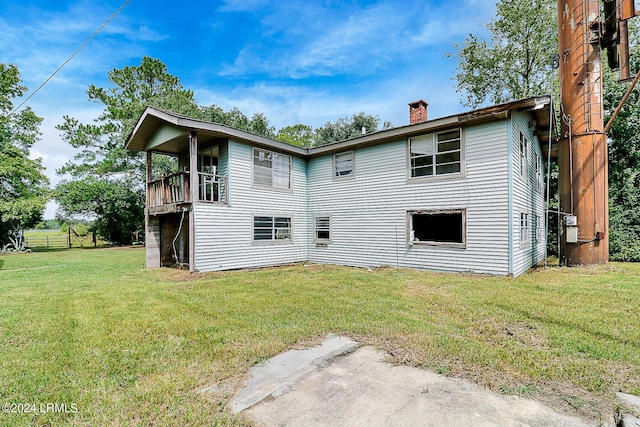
[188,131,198,272]
[145,151,152,207]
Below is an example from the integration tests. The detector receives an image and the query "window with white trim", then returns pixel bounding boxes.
[409,129,462,178]
[253,216,292,241]
[536,215,543,242]
[333,151,354,178]
[253,148,292,189]
[519,132,529,179]
[314,216,331,243]
[520,213,530,243]
[535,153,543,189]
[407,209,465,246]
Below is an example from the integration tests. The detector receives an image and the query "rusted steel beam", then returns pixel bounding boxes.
[605,68,640,133]
[557,0,609,265]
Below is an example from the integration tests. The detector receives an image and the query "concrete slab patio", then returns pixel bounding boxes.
[225,334,596,427]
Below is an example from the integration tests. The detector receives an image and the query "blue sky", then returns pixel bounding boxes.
[0,0,496,218]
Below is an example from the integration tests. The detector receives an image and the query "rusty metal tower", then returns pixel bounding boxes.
[556,0,635,265]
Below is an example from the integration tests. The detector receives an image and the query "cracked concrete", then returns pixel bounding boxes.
[222,335,595,426]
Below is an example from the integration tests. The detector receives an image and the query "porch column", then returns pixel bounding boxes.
[188,131,198,272]
[145,151,152,207]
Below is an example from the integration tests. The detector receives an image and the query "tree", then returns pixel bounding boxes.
[314,112,391,146]
[55,57,278,244]
[55,178,144,245]
[275,124,314,147]
[0,63,49,245]
[449,0,557,108]
[55,57,203,244]
[198,106,276,138]
[603,23,640,261]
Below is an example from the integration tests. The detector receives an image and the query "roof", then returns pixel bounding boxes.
[125,96,555,157]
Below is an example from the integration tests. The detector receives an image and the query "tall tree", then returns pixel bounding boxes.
[55,57,279,244]
[603,23,640,261]
[55,57,200,244]
[275,124,314,147]
[314,112,391,146]
[449,0,557,108]
[0,63,49,245]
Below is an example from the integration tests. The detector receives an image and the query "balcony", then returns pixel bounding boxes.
[147,171,227,213]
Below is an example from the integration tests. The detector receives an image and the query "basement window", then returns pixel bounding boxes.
[253,216,292,242]
[407,210,466,247]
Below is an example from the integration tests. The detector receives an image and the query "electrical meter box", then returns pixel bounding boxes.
[565,215,577,227]
[566,227,578,243]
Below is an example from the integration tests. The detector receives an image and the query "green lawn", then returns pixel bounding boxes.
[0,248,639,426]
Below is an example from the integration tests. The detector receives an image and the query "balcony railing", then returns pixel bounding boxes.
[147,171,227,208]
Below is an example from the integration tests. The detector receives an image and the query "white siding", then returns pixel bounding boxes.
[307,121,512,276]
[511,112,547,277]
[193,140,308,271]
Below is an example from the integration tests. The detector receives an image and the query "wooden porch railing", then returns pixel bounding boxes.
[147,171,227,207]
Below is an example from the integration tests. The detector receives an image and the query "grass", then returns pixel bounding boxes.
[0,248,639,426]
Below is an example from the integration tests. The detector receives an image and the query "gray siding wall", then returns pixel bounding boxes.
[193,140,308,271]
[511,112,547,277]
[307,121,512,276]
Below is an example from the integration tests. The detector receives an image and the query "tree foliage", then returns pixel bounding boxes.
[449,0,557,108]
[0,63,49,243]
[314,112,391,146]
[604,24,640,261]
[55,178,144,246]
[55,57,279,244]
[275,124,314,147]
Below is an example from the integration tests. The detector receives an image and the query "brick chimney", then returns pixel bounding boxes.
[409,100,428,124]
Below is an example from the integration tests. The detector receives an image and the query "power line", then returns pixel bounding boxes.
[9,0,132,117]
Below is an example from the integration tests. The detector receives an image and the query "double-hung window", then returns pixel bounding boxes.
[520,213,530,243]
[535,215,543,242]
[333,151,354,178]
[314,216,331,243]
[519,132,529,179]
[253,216,292,242]
[535,153,543,190]
[409,129,462,178]
[253,148,292,189]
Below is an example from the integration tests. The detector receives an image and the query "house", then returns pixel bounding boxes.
[125,96,553,277]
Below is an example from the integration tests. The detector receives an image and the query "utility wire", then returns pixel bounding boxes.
[9,0,132,117]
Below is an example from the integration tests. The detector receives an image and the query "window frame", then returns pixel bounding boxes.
[332,150,355,180]
[519,132,529,181]
[314,215,331,244]
[252,147,292,190]
[406,209,467,248]
[408,128,464,181]
[251,215,293,244]
[535,214,543,242]
[520,212,530,243]
[535,152,543,190]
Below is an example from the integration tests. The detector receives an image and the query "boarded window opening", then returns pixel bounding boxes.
[408,210,465,246]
